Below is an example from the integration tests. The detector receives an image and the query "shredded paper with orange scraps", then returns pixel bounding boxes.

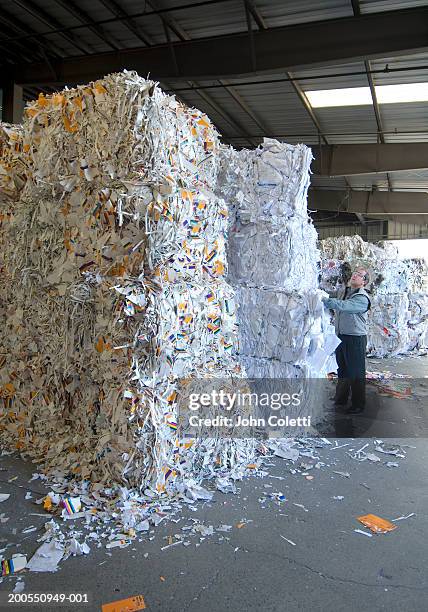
[357,514,397,534]
[0,123,28,202]
[102,594,146,612]
[0,70,256,496]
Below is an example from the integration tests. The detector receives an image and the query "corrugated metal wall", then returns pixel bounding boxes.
[386,220,428,240]
[316,221,384,241]
[316,220,428,241]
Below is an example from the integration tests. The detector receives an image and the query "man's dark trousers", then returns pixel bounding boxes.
[334,334,367,409]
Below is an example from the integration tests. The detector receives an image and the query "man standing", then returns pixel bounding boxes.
[323,268,371,414]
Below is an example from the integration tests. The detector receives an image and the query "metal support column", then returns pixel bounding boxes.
[2,81,24,123]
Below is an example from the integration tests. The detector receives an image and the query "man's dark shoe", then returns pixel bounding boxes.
[346,406,364,415]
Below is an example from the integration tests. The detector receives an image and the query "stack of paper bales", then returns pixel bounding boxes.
[401,257,428,354]
[320,235,428,357]
[408,292,428,350]
[217,138,339,385]
[0,71,249,493]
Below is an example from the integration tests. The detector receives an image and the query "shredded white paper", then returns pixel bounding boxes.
[217,139,339,381]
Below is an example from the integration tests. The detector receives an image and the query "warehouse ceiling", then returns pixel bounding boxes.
[1,0,428,231]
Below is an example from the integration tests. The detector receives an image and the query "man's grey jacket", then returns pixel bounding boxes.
[323,287,371,336]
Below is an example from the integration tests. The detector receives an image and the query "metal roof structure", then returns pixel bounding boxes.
[1,0,428,238]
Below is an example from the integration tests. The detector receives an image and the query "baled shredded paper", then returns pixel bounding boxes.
[320,235,428,357]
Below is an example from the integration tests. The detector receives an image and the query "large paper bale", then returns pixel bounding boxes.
[0,72,247,492]
[217,139,339,430]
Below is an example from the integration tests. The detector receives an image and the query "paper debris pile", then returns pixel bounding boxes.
[217,139,339,383]
[0,70,255,494]
[319,235,428,357]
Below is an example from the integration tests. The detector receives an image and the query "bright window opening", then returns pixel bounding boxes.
[306,83,428,108]
[306,87,372,107]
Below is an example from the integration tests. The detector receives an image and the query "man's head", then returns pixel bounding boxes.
[350,267,369,289]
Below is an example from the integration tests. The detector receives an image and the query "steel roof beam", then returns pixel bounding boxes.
[3,1,235,45]
[0,38,31,65]
[312,143,428,176]
[146,0,190,41]
[2,82,23,123]
[354,212,366,225]
[351,0,392,191]
[0,9,62,60]
[365,214,428,225]
[97,0,152,46]
[214,3,271,140]
[365,57,393,191]
[148,0,259,146]
[0,25,40,64]
[12,0,92,56]
[7,5,428,84]
[308,189,428,214]
[52,0,121,51]
[246,0,267,30]
[218,80,270,137]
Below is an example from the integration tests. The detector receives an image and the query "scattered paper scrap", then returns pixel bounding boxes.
[161,540,182,551]
[392,513,415,523]
[365,454,381,463]
[354,529,373,538]
[275,447,300,462]
[13,580,25,594]
[61,496,82,516]
[293,503,308,512]
[27,541,64,572]
[106,540,130,550]
[102,594,146,612]
[1,554,27,576]
[357,514,397,534]
[68,538,90,556]
[375,443,405,458]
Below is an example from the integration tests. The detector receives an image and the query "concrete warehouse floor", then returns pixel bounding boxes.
[0,356,427,612]
[321,354,428,438]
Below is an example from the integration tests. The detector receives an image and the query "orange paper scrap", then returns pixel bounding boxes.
[102,594,146,612]
[357,514,397,534]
